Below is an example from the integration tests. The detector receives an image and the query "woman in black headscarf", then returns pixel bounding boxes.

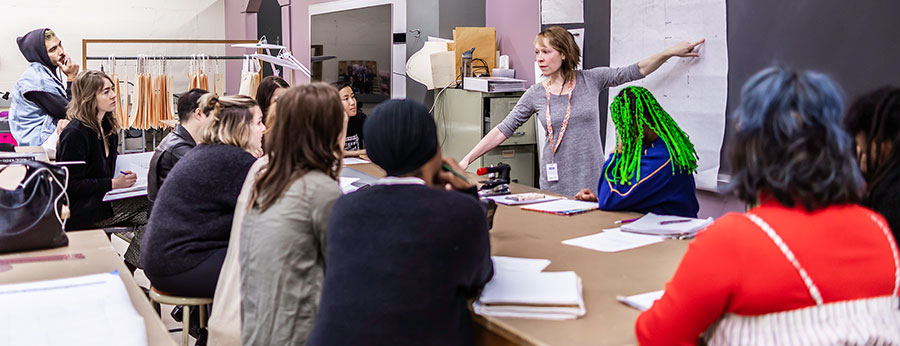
[308,99,493,346]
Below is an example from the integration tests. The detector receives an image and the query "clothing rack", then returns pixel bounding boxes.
[85,55,247,61]
[81,39,262,68]
[81,39,263,154]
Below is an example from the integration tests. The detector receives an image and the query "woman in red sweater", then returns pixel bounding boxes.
[636,66,900,345]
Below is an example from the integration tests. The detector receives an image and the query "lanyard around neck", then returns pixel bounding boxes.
[543,78,576,156]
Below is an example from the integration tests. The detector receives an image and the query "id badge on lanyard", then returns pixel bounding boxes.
[546,163,560,182]
[543,78,575,183]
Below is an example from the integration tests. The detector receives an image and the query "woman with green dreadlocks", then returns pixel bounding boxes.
[575,86,699,217]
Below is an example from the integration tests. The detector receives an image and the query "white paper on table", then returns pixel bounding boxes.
[541,0,584,24]
[617,290,664,311]
[339,177,361,194]
[520,199,599,214]
[568,28,585,70]
[342,157,370,165]
[562,227,664,252]
[0,272,147,346]
[606,0,728,191]
[491,256,551,273]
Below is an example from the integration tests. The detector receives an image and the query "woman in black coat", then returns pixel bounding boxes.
[57,70,149,244]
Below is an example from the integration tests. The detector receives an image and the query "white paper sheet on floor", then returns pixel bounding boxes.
[606,0,728,191]
[0,272,147,346]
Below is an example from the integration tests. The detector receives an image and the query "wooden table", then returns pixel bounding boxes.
[344,162,690,346]
[0,230,177,346]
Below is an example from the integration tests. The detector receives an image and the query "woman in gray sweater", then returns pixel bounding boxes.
[460,26,705,197]
[238,83,346,345]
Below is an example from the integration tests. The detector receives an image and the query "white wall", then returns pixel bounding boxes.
[310,4,391,87]
[1,0,226,95]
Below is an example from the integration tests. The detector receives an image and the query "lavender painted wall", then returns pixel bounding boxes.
[486,0,539,85]
[224,0,257,95]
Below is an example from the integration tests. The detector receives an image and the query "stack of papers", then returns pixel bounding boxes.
[520,199,599,216]
[484,193,561,206]
[617,290,664,312]
[562,228,664,253]
[0,272,147,346]
[620,213,714,238]
[463,77,527,93]
[474,270,586,320]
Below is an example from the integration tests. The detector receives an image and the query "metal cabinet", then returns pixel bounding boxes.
[434,88,537,187]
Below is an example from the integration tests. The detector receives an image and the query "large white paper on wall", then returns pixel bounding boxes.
[606,0,728,191]
[568,28,585,70]
[541,0,584,24]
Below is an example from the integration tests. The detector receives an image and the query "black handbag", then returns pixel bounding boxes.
[0,160,70,254]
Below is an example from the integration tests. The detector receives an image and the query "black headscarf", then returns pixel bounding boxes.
[17,28,54,70]
[363,99,438,176]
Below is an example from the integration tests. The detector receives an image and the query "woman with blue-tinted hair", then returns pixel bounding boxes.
[635,66,900,345]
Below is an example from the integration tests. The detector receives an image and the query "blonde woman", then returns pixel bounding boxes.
[142,94,265,298]
[57,70,148,237]
[460,26,704,196]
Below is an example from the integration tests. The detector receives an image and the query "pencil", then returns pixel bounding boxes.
[442,163,470,183]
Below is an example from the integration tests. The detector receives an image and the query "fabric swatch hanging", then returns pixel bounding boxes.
[239,56,261,97]
[198,55,210,91]
[213,59,225,96]
[131,56,154,130]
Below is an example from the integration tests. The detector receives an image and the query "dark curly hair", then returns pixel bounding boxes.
[728,65,865,211]
[844,86,900,194]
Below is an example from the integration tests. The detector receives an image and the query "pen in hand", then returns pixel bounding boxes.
[442,163,470,183]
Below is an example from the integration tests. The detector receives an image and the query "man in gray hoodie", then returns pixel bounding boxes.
[9,28,80,146]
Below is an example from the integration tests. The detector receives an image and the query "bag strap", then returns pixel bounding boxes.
[868,213,900,296]
[743,213,825,305]
[744,212,900,305]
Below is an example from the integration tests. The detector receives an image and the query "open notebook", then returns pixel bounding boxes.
[620,213,714,238]
[103,152,153,202]
[474,270,586,320]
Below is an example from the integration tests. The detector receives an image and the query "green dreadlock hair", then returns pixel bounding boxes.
[605,86,698,185]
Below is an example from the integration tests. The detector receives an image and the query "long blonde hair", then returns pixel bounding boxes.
[66,70,121,140]
[197,94,259,151]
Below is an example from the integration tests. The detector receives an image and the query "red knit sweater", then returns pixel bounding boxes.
[636,200,897,346]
